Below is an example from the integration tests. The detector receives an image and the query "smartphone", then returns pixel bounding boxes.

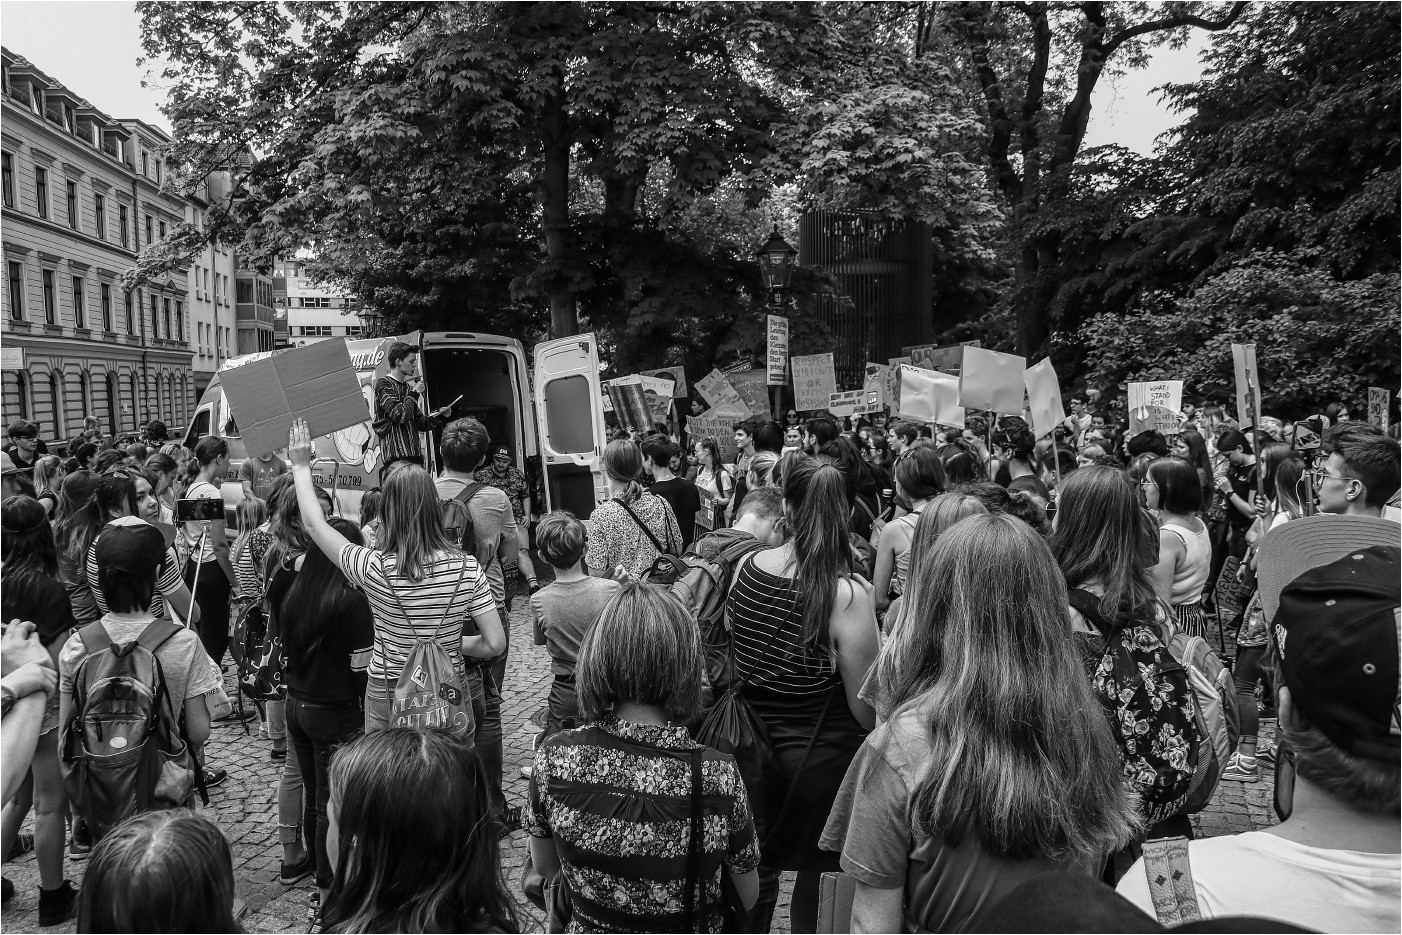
[175,498,224,523]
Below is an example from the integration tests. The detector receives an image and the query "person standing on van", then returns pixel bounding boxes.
[372,342,452,479]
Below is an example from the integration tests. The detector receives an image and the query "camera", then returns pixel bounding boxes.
[175,498,224,523]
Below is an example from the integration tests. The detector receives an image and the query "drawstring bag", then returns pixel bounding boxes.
[386,560,473,739]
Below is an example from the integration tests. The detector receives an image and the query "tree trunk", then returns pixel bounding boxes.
[540,79,577,338]
[1014,234,1061,357]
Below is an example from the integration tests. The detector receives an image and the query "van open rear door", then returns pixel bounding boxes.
[533,334,608,519]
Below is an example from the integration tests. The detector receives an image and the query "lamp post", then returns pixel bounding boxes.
[754,226,797,420]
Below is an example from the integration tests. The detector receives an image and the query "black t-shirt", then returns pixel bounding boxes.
[650,477,702,550]
[2,568,78,647]
[270,558,374,704]
[1226,462,1258,530]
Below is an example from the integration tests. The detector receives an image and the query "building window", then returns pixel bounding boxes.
[162,298,171,339]
[155,159,162,184]
[141,151,148,177]
[1,152,12,208]
[66,180,78,229]
[123,289,133,333]
[42,270,55,323]
[34,166,47,219]
[129,374,138,429]
[101,283,112,331]
[150,295,158,336]
[49,372,63,437]
[94,192,106,240]
[174,300,183,342]
[7,262,22,321]
[72,276,84,328]
[145,215,153,246]
[119,204,129,247]
[158,220,166,240]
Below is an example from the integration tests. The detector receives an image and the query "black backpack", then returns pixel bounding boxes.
[60,620,208,841]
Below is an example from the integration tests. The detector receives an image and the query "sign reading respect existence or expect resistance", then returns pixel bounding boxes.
[790,353,837,412]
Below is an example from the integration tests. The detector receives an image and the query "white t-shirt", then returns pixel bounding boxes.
[181,479,223,563]
[1117,831,1401,933]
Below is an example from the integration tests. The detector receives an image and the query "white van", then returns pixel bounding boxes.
[184,331,609,528]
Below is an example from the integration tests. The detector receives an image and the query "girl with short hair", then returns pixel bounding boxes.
[1143,457,1211,635]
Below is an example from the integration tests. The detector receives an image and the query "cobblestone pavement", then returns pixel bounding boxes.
[1,595,1279,934]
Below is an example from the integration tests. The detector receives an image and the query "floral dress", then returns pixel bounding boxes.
[524,715,760,933]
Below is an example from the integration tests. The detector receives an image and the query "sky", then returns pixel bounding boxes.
[1,0,1207,152]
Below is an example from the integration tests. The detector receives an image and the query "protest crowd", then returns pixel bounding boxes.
[0,337,1399,935]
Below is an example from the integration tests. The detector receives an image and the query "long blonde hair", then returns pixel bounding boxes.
[231,497,268,571]
[881,514,1138,865]
[378,464,457,582]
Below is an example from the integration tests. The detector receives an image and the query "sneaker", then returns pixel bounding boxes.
[307,891,321,924]
[1222,752,1259,782]
[495,804,522,840]
[270,746,288,761]
[203,767,229,788]
[280,856,314,886]
[38,880,78,927]
[68,820,92,859]
[1257,745,1277,768]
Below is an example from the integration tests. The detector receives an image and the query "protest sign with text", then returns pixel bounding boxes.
[1231,344,1261,429]
[605,376,651,434]
[766,316,789,386]
[828,390,864,418]
[957,346,1026,415]
[906,341,980,375]
[898,365,964,427]
[791,353,837,412]
[696,369,750,417]
[886,357,909,411]
[728,369,772,421]
[1368,387,1391,430]
[1127,380,1184,435]
[640,368,688,399]
[635,374,676,425]
[862,364,889,414]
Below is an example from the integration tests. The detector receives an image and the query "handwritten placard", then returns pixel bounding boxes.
[696,369,750,417]
[1368,387,1391,430]
[728,369,772,421]
[791,353,837,412]
[641,368,688,399]
[828,390,864,418]
[1128,380,1184,435]
[766,315,789,386]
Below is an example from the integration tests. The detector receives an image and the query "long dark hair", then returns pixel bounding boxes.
[783,457,851,651]
[57,471,134,562]
[2,495,59,578]
[886,515,1138,863]
[1175,428,1212,480]
[281,518,367,672]
[1048,465,1159,626]
[322,730,517,934]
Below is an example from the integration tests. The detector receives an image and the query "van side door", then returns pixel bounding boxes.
[533,334,608,518]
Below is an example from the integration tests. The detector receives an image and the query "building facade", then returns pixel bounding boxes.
[187,172,237,397]
[273,258,364,349]
[235,267,275,354]
[1,47,196,439]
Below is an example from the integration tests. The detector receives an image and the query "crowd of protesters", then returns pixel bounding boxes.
[0,389,1398,934]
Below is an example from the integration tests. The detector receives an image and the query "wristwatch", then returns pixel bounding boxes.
[1,685,15,718]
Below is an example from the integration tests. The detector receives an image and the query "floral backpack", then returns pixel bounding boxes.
[1068,589,1203,822]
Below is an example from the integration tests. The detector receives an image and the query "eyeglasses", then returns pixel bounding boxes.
[1314,471,1359,489]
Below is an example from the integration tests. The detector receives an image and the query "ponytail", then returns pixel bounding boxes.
[784,458,851,651]
[603,439,646,505]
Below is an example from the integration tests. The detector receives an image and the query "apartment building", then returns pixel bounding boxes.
[1,47,194,438]
[273,258,365,349]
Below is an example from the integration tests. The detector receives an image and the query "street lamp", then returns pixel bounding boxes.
[755,226,797,420]
[755,226,798,300]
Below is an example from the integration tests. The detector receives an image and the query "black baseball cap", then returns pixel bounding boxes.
[93,516,168,579]
[1274,545,1400,763]
[490,444,511,459]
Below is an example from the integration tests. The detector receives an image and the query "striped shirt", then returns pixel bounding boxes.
[338,544,495,681]
[726,554,839,701]
[85,529,187,622]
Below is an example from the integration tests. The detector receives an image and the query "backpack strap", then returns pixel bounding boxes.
[76,621,114,656]
[136,618,184,655]
[1142,836,1202,926]
[616,497,671,556]
[453,482,486,507]
[1068,588,1114,638]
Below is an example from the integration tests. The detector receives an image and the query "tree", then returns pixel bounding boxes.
[933,0,1248,357]
[1081,251,1399,416]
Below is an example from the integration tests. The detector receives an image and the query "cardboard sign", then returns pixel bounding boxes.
[1231,344,1261,429]
[728,369,772,421]
[957,346,1026,415]
[766,315,789,386]
[887,357,910,411]
[220,339,368,460]
[828,390,864,418]
[695,487,716,532]
[1023,357,1066,440]
[862,364,888,409]
[898,365,964,428]
[1368,387,1391,430]
[1128,380,1183,415]
[791,353,837,412]
[688,408,740,463]
[906,341,979,375]
[605,376,652,434]
[696,369,750,417]
[1129,405,1183,435]
[641,368,688,399]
